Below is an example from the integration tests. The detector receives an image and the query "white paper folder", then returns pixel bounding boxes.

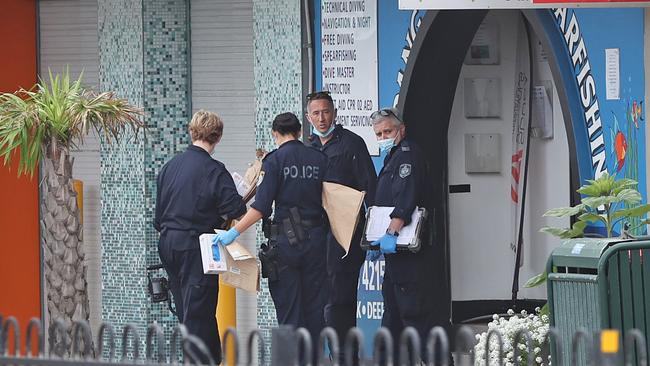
[362,206,428,252]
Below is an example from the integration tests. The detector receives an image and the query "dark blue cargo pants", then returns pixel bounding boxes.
[268,225,329,345]
[158,230,221,364]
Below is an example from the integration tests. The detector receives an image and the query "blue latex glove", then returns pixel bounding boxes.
[212,227,240,247]
[211,228,240,261]
[372,233,397,254]
[366,250,381,262]
[212,243,221,262]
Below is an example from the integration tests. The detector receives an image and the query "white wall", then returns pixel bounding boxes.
[448,10,570,301]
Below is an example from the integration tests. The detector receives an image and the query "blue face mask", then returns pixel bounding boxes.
[312,123,336,138]
[377,137,396,154]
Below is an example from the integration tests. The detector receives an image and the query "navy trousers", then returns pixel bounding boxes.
[381,248,436,364]
[268,225,329,344]
[324,223,365,361]
[158,230,221,364]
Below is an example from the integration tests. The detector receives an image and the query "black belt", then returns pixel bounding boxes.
[272,217,325,229]
[301,218,326,228]
[161,227,212,236]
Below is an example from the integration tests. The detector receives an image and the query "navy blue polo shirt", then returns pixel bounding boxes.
[252,139,328,221]
[154,145,246,233]
[374,138,427,225]
[308,124,377,208]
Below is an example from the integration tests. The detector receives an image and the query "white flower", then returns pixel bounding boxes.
[474,308,550,365]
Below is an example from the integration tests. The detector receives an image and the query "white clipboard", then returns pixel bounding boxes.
[361,206,428,253]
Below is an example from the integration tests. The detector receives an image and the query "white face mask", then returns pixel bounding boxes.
[312,123,335,138]
[377,129,401,154]
[377,137,396,154]
[271,132,282,149]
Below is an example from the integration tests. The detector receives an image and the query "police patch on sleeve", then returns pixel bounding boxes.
[399,164,411,178]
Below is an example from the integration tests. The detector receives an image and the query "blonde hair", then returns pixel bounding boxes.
[188,110,223,144]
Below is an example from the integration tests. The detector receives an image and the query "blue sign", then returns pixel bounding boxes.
[356,255,385,351]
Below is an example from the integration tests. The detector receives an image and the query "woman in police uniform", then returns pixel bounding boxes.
[213,112,329,341]
[155,110,246,363]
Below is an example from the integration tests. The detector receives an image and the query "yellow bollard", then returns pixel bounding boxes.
[216,281,236,365]
[73,179,83,225]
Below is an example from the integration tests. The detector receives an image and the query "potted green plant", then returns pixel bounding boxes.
[476,173,650,365]
[0,70,143,351]
[526,172,650,289]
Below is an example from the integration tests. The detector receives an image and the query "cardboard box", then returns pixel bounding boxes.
[199,232,260,293]
[199,234,228,274]
[220,241,260,293]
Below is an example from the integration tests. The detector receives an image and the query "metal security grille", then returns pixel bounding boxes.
[548,238,650,366]
[551,277,601,366]
[600,244,650,366]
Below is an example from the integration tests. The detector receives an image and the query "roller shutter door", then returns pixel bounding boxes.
[190,0,257,337]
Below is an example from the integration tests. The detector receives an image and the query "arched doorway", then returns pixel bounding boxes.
[396,9,593,323]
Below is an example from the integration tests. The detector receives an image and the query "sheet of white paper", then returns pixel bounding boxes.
[531,85,553,139]
[231,172,251,197]
[605,48,620,100]
[365,206,421,245]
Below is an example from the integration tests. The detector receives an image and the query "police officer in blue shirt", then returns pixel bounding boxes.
[367,108,436,363]
[305,91,377,352]
[212,112,329,344]
[155,110,246,364]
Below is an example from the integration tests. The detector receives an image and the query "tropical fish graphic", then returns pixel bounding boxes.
[631,100,644,128]
[610,112,627,173]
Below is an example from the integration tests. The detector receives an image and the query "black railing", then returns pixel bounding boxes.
[1,315,648,365]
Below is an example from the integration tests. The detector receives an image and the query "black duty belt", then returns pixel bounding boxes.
[273,217,325,229]
[161,227,212,236]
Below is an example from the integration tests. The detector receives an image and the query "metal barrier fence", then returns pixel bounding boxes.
[1,315,648,365]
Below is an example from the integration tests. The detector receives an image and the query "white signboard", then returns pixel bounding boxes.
[605,48,620,100]
[399,0,650,9]
[321,0,379,155]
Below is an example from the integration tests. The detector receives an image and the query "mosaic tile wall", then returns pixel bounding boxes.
[98,0,149,343]
[142,0,191,347]
[98,0,302,356]
[252,0,303,343]
[99,0,190,353]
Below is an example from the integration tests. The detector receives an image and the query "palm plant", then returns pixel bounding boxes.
[0,70,143,351]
